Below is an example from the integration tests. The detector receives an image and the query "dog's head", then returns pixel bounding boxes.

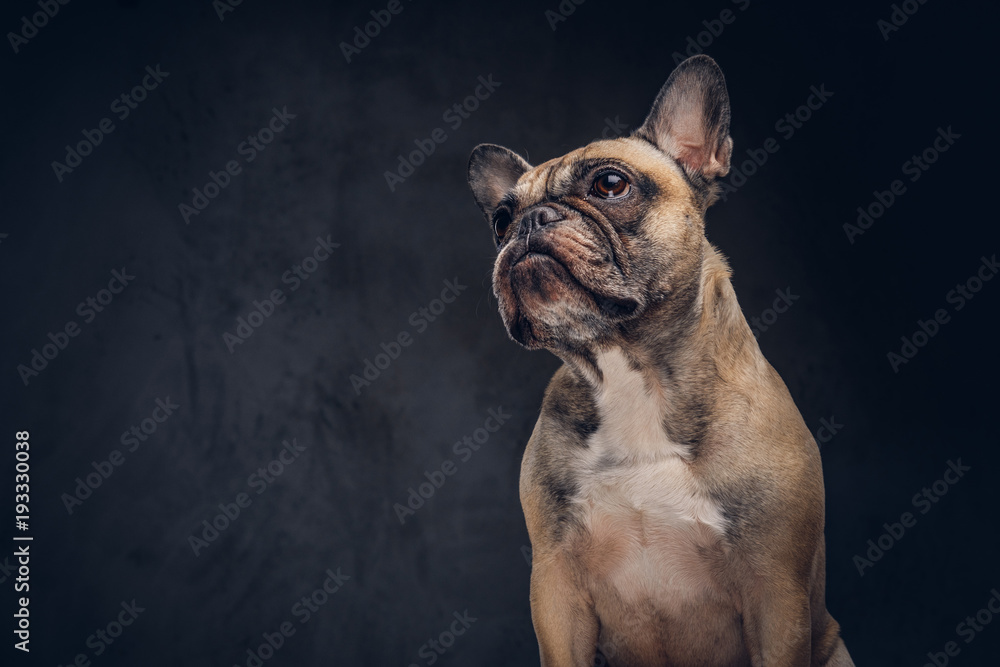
[468,55,733,353]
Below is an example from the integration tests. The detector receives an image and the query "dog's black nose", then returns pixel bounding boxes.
[519,205,561,236]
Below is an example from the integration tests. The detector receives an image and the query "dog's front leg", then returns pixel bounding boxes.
[529,551,599,667]
[741,580,813,667]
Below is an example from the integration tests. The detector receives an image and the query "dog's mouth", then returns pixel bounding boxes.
[492,215,648,349]
[506,238,640,320]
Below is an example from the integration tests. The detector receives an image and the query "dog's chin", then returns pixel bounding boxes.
[497,251,641,351]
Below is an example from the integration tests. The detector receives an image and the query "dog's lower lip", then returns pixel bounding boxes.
[510,251,636,317]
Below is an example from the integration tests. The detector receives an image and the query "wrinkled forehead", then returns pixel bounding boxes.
[509,137,691,205]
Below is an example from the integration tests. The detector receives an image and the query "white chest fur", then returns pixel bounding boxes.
[570,348,727,600]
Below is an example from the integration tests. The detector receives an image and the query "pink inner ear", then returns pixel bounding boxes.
[672,139,729,180]
[668,115,730,179]
[663,96,714,174]
[674,141,709,172]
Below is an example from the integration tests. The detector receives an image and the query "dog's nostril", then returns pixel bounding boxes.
[520,206,561,234]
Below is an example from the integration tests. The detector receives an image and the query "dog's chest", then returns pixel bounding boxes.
[573,460,727,606]
[568,349,728,604]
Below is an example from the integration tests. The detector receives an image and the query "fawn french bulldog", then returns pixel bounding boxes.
[467,55,853,666]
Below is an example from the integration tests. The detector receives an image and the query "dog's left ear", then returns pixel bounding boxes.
[634,55,733,182]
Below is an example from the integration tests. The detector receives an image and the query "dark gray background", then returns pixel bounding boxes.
[1,0,997,665]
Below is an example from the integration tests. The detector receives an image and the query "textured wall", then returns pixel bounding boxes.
[0,0,997,665]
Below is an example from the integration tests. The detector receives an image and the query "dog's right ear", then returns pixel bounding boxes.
[467,144,531,222]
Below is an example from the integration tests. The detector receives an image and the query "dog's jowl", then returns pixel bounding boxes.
[467,55,854,667]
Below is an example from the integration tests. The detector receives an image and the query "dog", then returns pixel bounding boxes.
[466,55,853,666]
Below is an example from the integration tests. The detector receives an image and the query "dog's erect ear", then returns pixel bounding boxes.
[468,144,532,221]
[634,55,733,182]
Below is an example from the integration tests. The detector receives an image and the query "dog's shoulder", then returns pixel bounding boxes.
[519,364,594,546]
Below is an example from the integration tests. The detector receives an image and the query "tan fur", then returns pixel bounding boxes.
[520,244,850,665]
[507,153,850,665]
[469,56,852,667]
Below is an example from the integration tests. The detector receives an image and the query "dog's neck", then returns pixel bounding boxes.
[564,241,761,457]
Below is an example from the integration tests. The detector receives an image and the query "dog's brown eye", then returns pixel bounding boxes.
[592,171,630,199]
[493,208,513,241]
